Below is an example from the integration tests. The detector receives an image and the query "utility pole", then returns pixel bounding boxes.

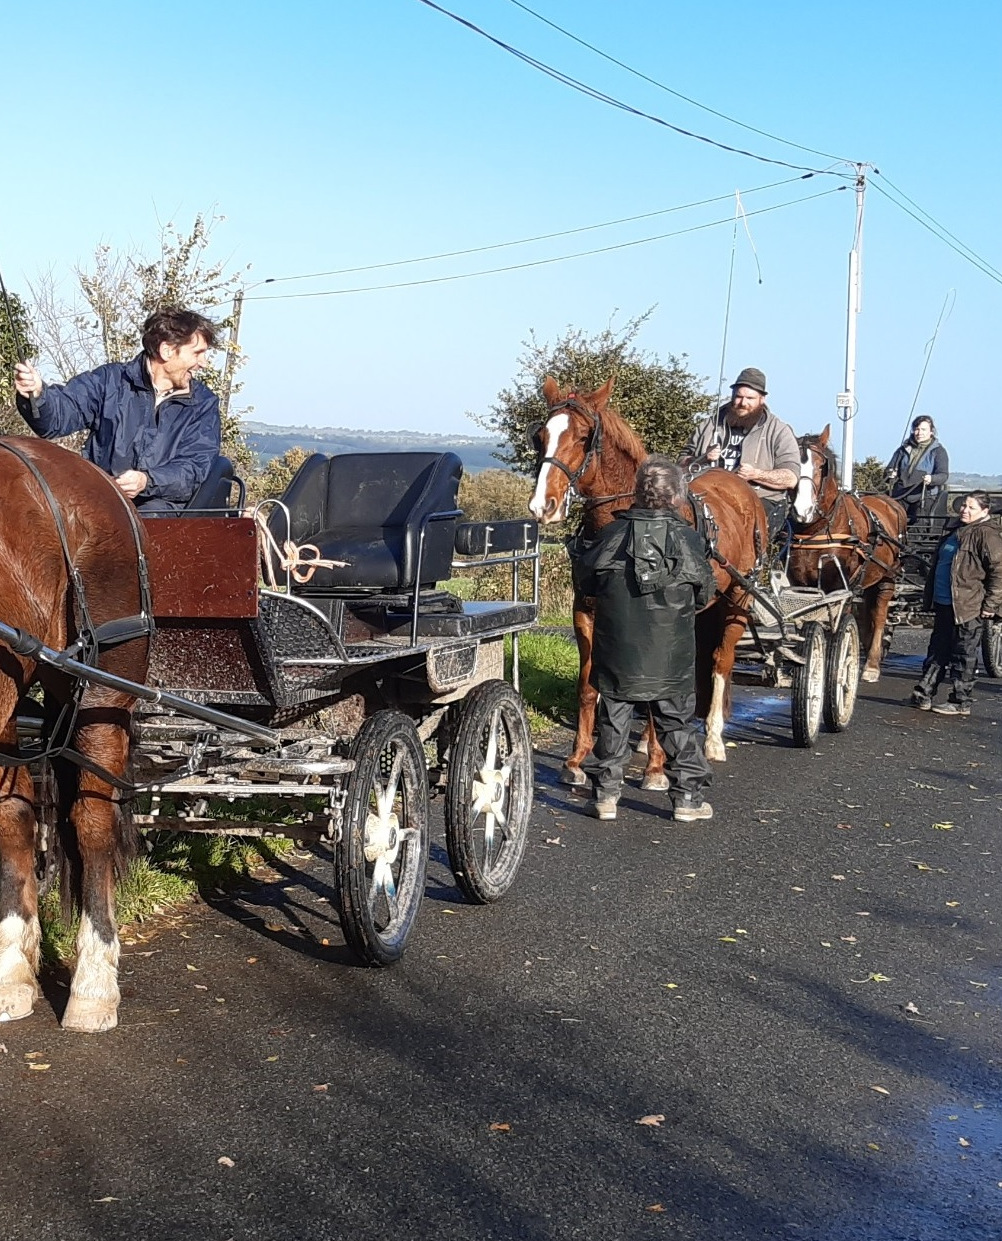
[839,165,867,490]
[220,289,244,421]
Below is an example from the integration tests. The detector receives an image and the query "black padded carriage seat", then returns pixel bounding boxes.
[269,451,463,594]
[183,455,242,513]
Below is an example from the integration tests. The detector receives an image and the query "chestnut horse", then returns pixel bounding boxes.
[788,426,907,682]
[528,376,768,780]
[0,438,150,1032]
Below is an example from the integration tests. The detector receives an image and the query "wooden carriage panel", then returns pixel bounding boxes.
[142,517,258,618]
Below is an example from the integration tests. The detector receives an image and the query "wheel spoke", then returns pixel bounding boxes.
[482,812,496,870]
[484,709,500,770]
[369,857,399,925]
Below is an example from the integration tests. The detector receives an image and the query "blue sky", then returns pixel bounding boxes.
[5,0,999,470]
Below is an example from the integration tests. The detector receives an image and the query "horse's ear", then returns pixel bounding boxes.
[819,424,831,446]
[542,376,561,406]
[592,375,615,410]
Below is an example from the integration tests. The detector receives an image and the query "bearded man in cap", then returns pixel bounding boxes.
[680,367,800,542]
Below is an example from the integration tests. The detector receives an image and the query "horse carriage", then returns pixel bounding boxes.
[0,439,539,1031]
[886,487,1002,677]
[526,387,905,777]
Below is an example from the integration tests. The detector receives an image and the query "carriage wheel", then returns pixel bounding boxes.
[823,614,861,733]
[445,680,533,905]
[791,622,827,748]
[335,711,429,966]
[981,620,1002,679]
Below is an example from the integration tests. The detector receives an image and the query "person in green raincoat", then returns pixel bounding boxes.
[576,455,717,823]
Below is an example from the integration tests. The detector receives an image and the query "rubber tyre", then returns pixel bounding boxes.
[791,621,827,749]
[444,680,533,904]
[823,613,861,733]
[335,711,429,966]
[981,619,1002,679]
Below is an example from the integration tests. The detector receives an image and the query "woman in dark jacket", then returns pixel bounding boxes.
[910,491,1002,715]
[885,415,950,524]
[575,456,717,822]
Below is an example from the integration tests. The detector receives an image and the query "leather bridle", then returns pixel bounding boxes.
[530,398,605,491]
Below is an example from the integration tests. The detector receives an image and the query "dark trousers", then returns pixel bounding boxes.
[916,603,982,705]
[588,693,711,801]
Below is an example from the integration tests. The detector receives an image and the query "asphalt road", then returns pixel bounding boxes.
[2,634,1001,1241]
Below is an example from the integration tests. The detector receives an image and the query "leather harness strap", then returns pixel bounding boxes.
[0,441,154,659]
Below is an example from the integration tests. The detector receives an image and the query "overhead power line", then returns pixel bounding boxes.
[503,0,853,164]
[872,172,1002,284]
[869,179,1002,288]
[245,185,845,301]
[415,0,853,177]
[259,175,814,286]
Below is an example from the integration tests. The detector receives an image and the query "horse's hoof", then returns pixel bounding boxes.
[559,765,589,788]
[635,737,650,756]
[861,668,880,683]
[62,996,119,1033]
[0,983,36,1023]
[704,741,728,764]
[641,772,670,791]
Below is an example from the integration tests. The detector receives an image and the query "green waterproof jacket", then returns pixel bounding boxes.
[575,507,717,701]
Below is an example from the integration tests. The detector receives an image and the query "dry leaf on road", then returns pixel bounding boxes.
[636,1114,666,1127]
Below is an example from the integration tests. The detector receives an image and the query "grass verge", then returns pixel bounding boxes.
[39,832,295,963]
[508,630,579,736]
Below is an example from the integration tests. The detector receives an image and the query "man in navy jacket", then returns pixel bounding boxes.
[13,308,221,513]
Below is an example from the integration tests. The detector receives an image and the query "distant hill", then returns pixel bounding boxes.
[243,422,507,474]
[949,473,1002,490]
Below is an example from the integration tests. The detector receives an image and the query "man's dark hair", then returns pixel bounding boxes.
[141,308,219,358]
[635,455,686,510]
[911,414,936,436]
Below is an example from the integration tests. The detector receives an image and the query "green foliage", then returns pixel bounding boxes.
[0,286,37,436]
[471,311,712,474]
[39,855,197,963]
[246,444,311,505]
[853,455,890,494]
[457,468,532,521]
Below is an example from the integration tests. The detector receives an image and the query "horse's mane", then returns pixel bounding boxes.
[798,431,837,469]
[590,397,646,467]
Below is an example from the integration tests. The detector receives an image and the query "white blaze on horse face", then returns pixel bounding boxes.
[528,413,571,522]
[792,452,817,523]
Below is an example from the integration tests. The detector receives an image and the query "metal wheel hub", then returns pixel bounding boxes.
[472,762,510,822]
[364,810,401,864]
